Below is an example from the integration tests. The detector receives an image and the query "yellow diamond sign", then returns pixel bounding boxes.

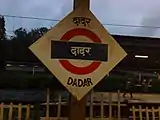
[29,7,127,100]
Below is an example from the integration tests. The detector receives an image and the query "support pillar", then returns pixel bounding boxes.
[68,95,87,120]
[73,0,90,10]
[68,0,90,120]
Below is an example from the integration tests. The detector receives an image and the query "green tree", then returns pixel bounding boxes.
[27,27,49,62]
[7,27,49,62]
[0,15,6,41]
[0,15,6,70]
[28,27,49,42]
[11,28,29,61]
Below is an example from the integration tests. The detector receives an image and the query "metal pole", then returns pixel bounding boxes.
[109,92,112,120]
[117,90,121,120]
[139,72,141,82]
[32,67,35,75]
[32,66,38,75]
[73,0,90,10]
[68,1,90,120]
[46,88,50,120]
[90,89,93,119]
[68,95,87,120]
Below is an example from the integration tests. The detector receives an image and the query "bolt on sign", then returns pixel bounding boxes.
[29,6,127,100]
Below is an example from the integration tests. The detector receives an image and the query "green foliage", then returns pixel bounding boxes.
[0,16,6,70]
[6,27,49,62]
[95,76,160,93]
[0,16,6,40]
[0,71,64,90]
[28,27,49,41]
[14,28,27,39]
[1,71,160,93]
[95,75,124,92]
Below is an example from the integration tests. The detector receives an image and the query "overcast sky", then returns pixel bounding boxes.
[1,0,160,37]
